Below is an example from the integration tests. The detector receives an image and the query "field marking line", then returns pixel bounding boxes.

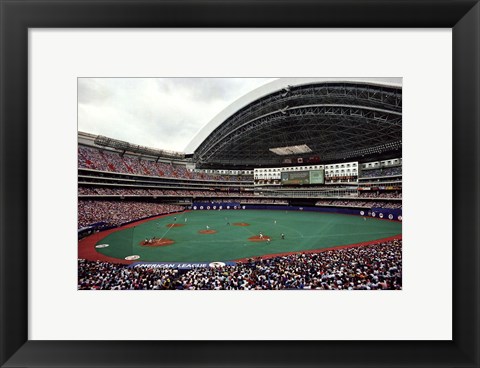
[156,222,175,241]
[272,221,305,239]
[237,223,258,237]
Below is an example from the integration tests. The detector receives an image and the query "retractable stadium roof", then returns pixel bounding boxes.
[186,78,402,168]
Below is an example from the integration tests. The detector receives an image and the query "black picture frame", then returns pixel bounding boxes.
[1,0,479,367]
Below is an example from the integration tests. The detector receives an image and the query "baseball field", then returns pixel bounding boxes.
[80,209,402,263]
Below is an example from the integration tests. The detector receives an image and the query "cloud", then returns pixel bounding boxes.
[78,78,275,151]
[78,79,113,105]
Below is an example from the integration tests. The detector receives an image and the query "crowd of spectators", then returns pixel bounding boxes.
[78,200,183,228]
[79,146,252,182]
[325,175,358,183]
[358,191,402,199]
[78,186,254,197]
[360,166,402,178]
[242,198,289,204]
[315,199,402,209]
[369,201,402,209]
[359,177,402,184]
[192,199,263,204]
[78,187,402,209]
[78,239,402,290]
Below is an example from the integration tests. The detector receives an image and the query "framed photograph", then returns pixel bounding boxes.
[1,0,479,367]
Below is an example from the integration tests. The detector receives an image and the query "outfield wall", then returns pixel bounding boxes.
[191,203,402,221]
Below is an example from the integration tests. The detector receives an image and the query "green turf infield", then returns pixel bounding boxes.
[94,210,402,262]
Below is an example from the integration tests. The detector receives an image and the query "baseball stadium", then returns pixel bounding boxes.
[78,78,402,290]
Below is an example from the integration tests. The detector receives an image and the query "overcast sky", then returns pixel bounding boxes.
[78,78,275,152]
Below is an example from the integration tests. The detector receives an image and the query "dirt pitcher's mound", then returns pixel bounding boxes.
[140,239,175,247]
[198,229,217,234]
[248,235,271,242]
[166,223,185,228]
[233,222,250,226]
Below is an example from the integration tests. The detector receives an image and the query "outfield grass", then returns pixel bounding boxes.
[94,210,402,262]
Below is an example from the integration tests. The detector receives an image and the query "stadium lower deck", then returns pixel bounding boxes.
[79,210,402,263]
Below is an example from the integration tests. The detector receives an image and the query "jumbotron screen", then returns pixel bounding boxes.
[281,169,324,185]
[309,169,325,184]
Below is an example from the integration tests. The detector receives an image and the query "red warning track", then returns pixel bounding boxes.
[235,234,402,263]
[198,229,217,234]
[248,235,272,242]
[78,211,187,264]
[140,239,174,247]
[233,222,250,226]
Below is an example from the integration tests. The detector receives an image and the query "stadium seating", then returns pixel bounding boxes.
[78,201,183,228]
[78,239,402,290]
[78,146,252,181]
[360,166,402,178]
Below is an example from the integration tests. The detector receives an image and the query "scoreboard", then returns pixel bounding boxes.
[281,169,324,185]
[281,171,309,185]
[309,170,325,184]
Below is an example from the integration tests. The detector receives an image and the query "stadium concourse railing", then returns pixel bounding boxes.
[76,195,401,207]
